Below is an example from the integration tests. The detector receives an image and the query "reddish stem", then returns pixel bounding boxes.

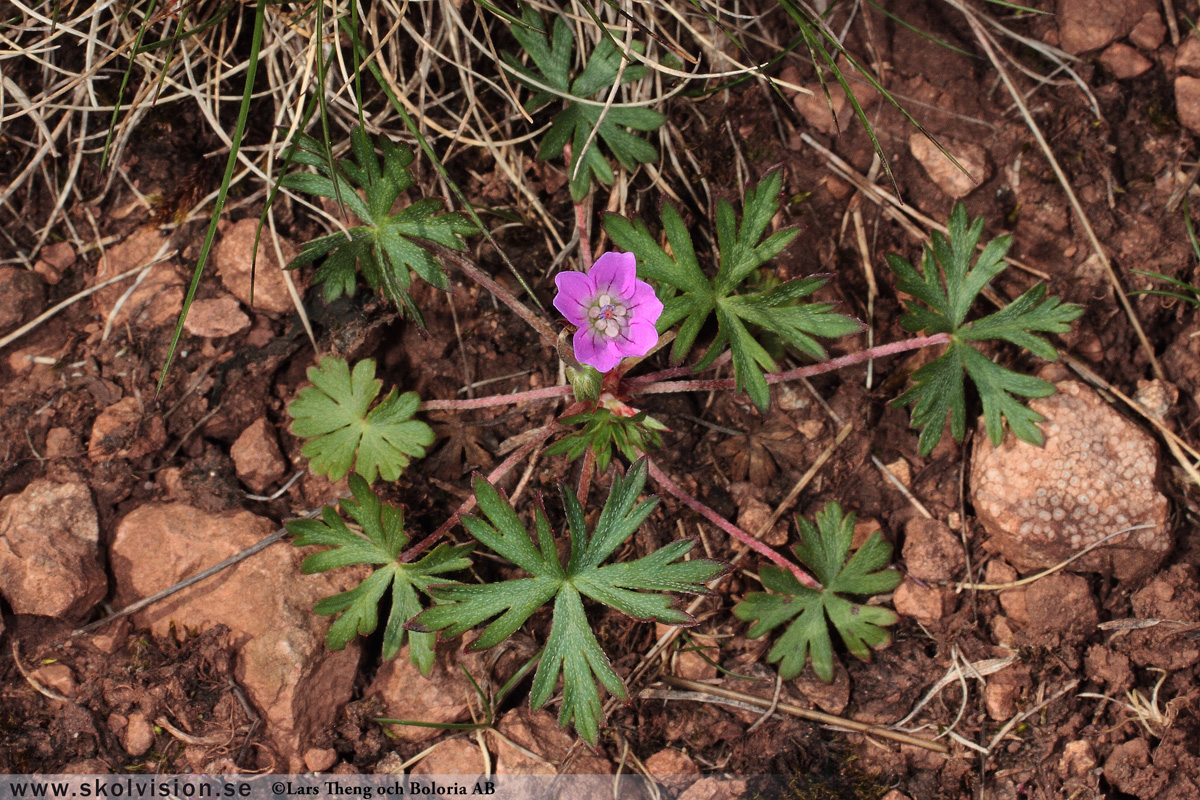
[644,458,821,590]
[420,384,573,412]
[400,423,561,562]
[626,351,733,387]
[575,201,594,269]
[628,333,951,397]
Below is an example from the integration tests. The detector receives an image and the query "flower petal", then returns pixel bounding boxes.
[588,251,636,301]
[627,279,664,326]
[614,317,659,358]
[574,327,623,373]
[553,271,595,326]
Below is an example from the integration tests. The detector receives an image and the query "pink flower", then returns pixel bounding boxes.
[553,252,663,373]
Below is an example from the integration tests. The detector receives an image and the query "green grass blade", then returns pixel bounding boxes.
[156,0,267,394]
[866,1,976,58]
[101,0,159,173]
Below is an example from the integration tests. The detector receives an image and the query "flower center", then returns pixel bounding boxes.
[586,294,628,338]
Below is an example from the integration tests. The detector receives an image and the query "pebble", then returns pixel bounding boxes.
[908,135,991,200]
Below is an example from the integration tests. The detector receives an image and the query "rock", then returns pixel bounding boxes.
[1099,43,1153,78]
[1025,574,1098,637]
[123,712,155,756]
[677,777,747,800]
[1085,645,1133,694]
[902,518,965,582]
[644,749,699,794]
[1135,379,1178,422]
[970,381,1171,581]
[488,709,612,774]
[41,241,77,272]
[1059,740,1098,779]
[1104,738,1167,797]
[304,747,338,773]
[30,663,77,698]
[92,228,185,330]
[892,580,953,624]
[908,135,991,200]
[109,502,361,771]
[1056,0,1153,54]
[1175,76,1200,135]
[88,396,168,462]
[230,418,288,493]
[881,792,912,800]
[215,218,301,314]
[183,296,251,338]
[983,664,1031,721]
[44,427,82,458]
[1118,564,1200,670]
[985,560,1029,625]
[792,81,877,136]
[369,644,485,743]
[732,483,787,546]
[1128,11,1166,50]
[0,267,45,333]
[1176,36,1200,76]
[410,739,485,775]
[0,479,105,619]
[792,659,851,715]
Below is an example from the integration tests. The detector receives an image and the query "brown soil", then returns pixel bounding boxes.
[4,1,1200,797]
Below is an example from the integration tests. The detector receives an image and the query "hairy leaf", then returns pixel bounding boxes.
[886,203,1084,455]
[410,459,724,744]
[287,475,472,674]
[288,356,435,483]
[733,502,901,682]
[605,170,861,412]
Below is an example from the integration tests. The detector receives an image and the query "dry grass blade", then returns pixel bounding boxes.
[657,675,949,754]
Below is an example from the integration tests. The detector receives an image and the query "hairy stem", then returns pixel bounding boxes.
[644,458,821,589]
[576,444,596,507]
[400,422,561,562]
[420,384,573,412]
[629,333,951,397]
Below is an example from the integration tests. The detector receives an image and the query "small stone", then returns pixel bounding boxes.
[644,749,700,794]
[1026,574,1099,637]
[489,709,612,775]
[410,739,485,775]
[41,241,76,272]
[110,502,361,771]
[732,484,787,546]
[792,82,876,136]
[983,665,1031,721]
[1128,11,1166,50]
[1099,43,1152,78]
[1177,35,1200,76]
[230,418,288,493]
[1120,564,1200,670]
[1176,76,1200,135]
[851,517,883,549]
[370,644,485,742]
[677,778,747,800]
[892,580,953,624]
[1135,379,1177,421]
[881,792,912,800]
[88,396,168,462]
[44,427,81,458]
[0,480,105,619]
[884,457,912,489]
[92,229,185,329]
[908,135,991,200]
[1085,645,1134,693]
[123,712,155,756]
[1056,0,1154,54]
[304,747,338,773]
[1059,740,1097,778]
[30,663,76,698]
[902,518,965,583]
[992,616,1016,647]
[1104,739,1155,796]
[183,297,251,338]
[792,659,851,715]
[970,381,1171,581]
[215,218,302,314]
[0,267,45,333]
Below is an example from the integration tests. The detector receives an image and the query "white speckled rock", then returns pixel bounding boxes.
[970,381,1171,581]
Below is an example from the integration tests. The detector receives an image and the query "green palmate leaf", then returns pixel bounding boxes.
[733,502,901,683]
[410,459,724,745]
[886,203,1084,455]
[281,126,477,323]
[287,356,435,483]
[286,475,472,674]
[501,9,665,202]
[604,170,862,412]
